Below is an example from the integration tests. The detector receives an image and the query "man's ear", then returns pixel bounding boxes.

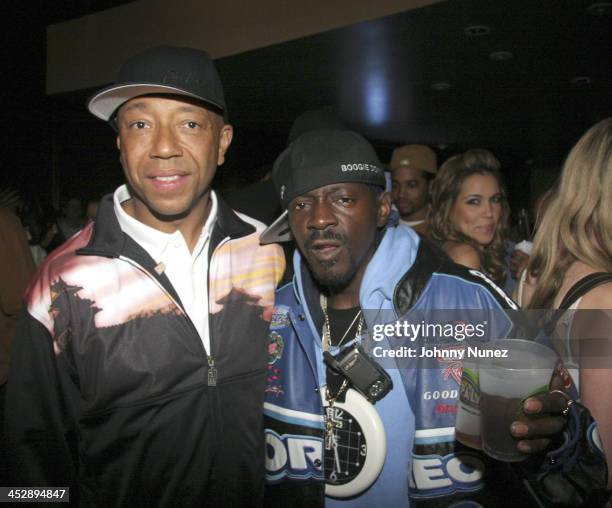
[217,124,234,166]
[377,191,391,227]
[116,135,126,169]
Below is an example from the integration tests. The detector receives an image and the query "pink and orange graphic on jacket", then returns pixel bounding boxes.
[26,220,285,355]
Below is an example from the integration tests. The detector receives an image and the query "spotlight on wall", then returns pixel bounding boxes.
[431,81,453,91]
[464,25,491,37]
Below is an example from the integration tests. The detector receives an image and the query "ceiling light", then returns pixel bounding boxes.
[570,76,592,86]
[431,82,452,91]
[587,2,612,15]
[489,50,513,61]
[464,25,491,37]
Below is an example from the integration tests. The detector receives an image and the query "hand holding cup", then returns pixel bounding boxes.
[509,375,571,454]
[478,339,559,462]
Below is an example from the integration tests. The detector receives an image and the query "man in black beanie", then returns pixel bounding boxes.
[260,129,608,508]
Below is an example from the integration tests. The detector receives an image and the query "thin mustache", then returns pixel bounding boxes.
[304,230,345,250]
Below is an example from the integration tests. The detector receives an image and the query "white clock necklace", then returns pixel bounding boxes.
[320,295,387,498]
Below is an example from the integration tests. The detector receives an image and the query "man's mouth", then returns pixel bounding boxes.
[309,241,341,260]
[395,199,413,210]
[303,231,345,262]
[148,172,189,190]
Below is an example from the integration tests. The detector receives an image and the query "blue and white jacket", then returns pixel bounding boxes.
[263,224,595,508]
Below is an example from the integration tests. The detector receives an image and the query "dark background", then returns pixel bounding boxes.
[2,0,611,214]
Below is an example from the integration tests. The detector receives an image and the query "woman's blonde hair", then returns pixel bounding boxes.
[429,148,509,284]
[527,118,612,308]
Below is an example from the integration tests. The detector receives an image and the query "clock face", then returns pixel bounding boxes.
[324,405,367,485]
[322,388,387,498]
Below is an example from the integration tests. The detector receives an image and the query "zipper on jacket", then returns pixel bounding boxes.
[205,235,230,386]
[119,255,208,357]
[207,356,217,386]
[120,232,231,387]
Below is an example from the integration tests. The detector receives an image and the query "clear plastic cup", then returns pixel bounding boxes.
[455,356,482,450]
[478,339,557,462]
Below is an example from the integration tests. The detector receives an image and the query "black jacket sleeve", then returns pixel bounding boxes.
[4,306,80,503]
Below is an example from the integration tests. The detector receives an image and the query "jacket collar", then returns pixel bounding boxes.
[212,192,257,241]
[208,193,256,254]
[359,224,420,315]
[77,190,255,259]
[292,253,325,340]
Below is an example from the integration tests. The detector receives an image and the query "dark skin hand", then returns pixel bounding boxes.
[510,374,569,454]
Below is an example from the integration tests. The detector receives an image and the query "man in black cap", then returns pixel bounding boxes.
[260,129,607,507]
[4,46,285,507]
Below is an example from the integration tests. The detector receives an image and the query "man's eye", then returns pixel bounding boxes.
[185,121,200,129]
[293,202,307,210]
[130,121,148,129]
[338,197,354,205]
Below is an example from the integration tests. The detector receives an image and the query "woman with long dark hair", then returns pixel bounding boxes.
[429,149,509,285]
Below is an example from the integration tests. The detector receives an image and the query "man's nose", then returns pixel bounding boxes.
[150,124,182,158]
[307,201,337,229]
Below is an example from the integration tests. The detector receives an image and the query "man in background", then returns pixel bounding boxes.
[0,207,35,483]
[390,144,437,237]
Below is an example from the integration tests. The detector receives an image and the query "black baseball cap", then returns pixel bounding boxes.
[87,46,227,123]
[260,129,386,244]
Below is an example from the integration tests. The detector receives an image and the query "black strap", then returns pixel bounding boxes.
[543,272,612,336]
[558,272,612,310]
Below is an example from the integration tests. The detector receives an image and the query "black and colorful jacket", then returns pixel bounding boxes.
[4,193,285,507]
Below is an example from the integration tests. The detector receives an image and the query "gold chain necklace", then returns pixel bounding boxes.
[320,294,363,352]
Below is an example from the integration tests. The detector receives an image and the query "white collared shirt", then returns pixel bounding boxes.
[399,218,425,227]
[113,184,216,354]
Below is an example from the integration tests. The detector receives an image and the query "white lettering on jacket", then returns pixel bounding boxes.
[265,430,323,480]
[410,452,484,496]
